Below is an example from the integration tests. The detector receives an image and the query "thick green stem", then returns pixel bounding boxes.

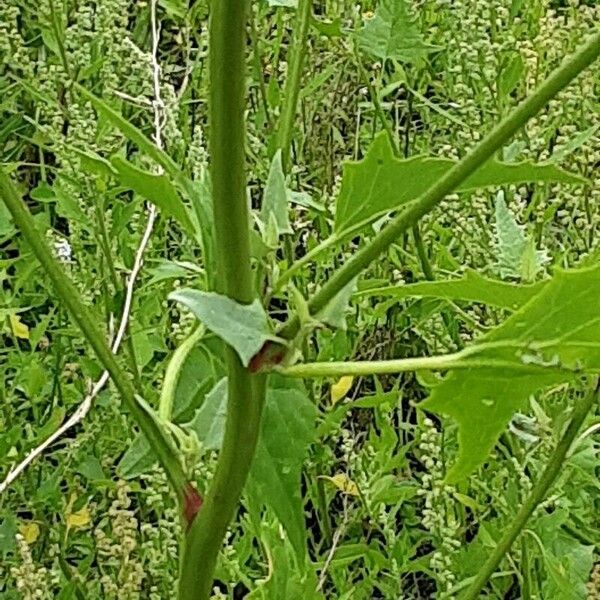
[461,382,598,599]
[0,170,188,499]
[276,0,312,172]
[178,1,266,597]
[278,31,600,341]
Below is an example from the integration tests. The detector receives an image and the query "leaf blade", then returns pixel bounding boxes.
[421,264,600,482]
[169,289,281,367]
[334,133,587,234]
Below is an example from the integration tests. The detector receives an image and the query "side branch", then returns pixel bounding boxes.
[0,170,188,500]
[277,30,600,342]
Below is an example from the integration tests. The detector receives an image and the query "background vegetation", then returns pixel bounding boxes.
[0,0,599,598]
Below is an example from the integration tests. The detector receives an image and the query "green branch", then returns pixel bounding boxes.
[178,1,267,597]
[461,381,598,599]
[159,326,204,421]
[274,352,575,379]
[276,0,312,172]
[278,30,600,341]
[0,170,188,500]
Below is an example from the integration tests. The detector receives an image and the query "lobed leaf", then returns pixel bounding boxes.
[334,133,587,234]
[421,263,600,482]
[356,0,441,63]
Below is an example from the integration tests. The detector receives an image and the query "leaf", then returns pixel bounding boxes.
[118,343,224,479]
[9,313,29,339]
[331,376,354,405]
[421,263,600,482]
[260,150,292,236]
[334,132,587,234]
[185,378,228,450]
[111,156,195,235]
[534,511,594,600]
[19,522,40,544]
[71,147,117,179]
[76,456,106,482]
[247,384,317,562]
[356,0,441,63]
[551,124,599,163]
[0,515,17,556]
[117,434,155,479]
[320,473,360,497]
[453,492,482,512]
[169,289,281,367]
[172,345,224,422]
[494,192,547,280]
[76,84,180,179]
[494,192,526,278]
[316,277,357,330]
[357,269,546,310]
[54,182,93,228]
[499,52,524,98]
[0,201,15,238]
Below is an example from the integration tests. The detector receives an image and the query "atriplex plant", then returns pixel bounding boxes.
[1,1,599,597]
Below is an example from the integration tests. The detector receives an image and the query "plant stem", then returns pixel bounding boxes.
[0,169,188,499]
[274,352,570,379]
[412,223,464,350]
[278,30,600,341]
[178,1,267,597]
[159,326,204,421]
[276,0,312,172]
[354,48,399,155]
[94,198,143,391]
[249,8,272,128]
[461,382,598,599]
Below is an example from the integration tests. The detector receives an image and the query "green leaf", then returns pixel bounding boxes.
[260,150,292,236]
[71,148,117,179]
[534,511,594,600]
[248,383,317,562]
[76,455,107,482]
[421,263,600,482]
[117,434,155,479]
[357,269,547,310]
[185,378,228,450]
[171,345,225,422]
[54,182,92,228]
[75,84,181,179]
[118,341,223,478]
[316,277,358,330]
[356,0,441,63]
[551,124,599,163]
[494,192,547,280]
[334,133,587,234]
[494,192,526,278]
[0,201,15,238]
[169,289,281,367]
[499,52,524,98]
[0,514,17,557]
[110,156,195,235]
